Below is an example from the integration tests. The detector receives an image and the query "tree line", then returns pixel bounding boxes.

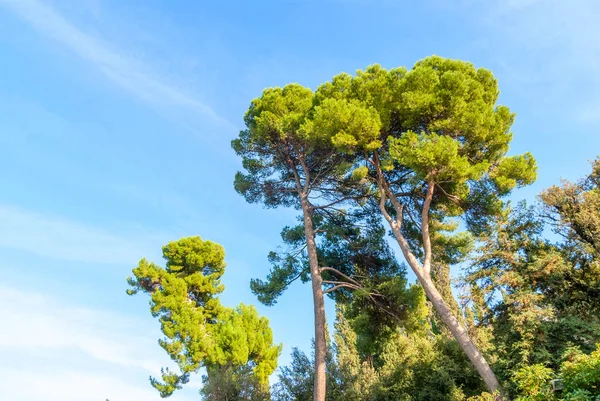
[127,56,600,401]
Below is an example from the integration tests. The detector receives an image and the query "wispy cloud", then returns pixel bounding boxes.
[0,0,235,130]
[0,368,168,401]
[0,204,160,264]
[0,286,161,372]
[0,286,202,401]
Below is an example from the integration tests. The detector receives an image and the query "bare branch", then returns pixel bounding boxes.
[320,266,361,287]
[289,243,308,259]
[324,284,356,294]
[322,280,361,289]
[436,183,462,205]
[312,197,352,210]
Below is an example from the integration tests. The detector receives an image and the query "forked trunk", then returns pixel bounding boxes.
[301,199,327,401]
[374,167,503,398]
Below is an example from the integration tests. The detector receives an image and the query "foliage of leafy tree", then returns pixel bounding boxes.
[561,344,600,400]
[465,205,556,373]
[504,343,600,401]
[272,347,316,401]
[333,305,378,400]
[200,363,270,401]
[339,290,488,401]
[370,333,484,401]
[275,293,489,401]
[127,236,281,399]
[512,364,555,401]
[539,157,600,316]
[464,159,600,398]
[457,158,600,401]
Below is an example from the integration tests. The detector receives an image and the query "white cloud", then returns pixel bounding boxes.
[0,204,157,264]
[0,286,201,401]
[0,286,161,372]
[0,368,195,401]
[0,0,235,130]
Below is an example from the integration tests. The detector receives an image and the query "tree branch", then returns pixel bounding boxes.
[436,182,462,205]
[323,283,359,294]
[299,155,311,194]
[312,196,353,210]
[373,152,404,219]
[422,180,435,275]
[320,266,361,287]
[323,280,361,288]
[371,152,426,278]
[372,152,395,226]
[283,143,305,197]
[284,268,310,288]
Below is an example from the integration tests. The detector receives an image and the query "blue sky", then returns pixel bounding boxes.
[1,0,599,400]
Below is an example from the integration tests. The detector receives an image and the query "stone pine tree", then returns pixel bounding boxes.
[232,84,378,401]
[307,56,537,396]
[127,236,281,399]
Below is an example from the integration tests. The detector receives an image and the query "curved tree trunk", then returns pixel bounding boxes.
[417,268,501,394]
[301,199,327,401]
[391,226,502,396]
[374,170,503,398]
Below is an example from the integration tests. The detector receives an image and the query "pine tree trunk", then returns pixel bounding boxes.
[418,270,501,395]
[375,169,503,398]
[301,198,327,401]
[388,222,502,397]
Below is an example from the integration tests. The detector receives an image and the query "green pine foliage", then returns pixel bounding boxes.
[128,236,281,398]
[121,57,600,401]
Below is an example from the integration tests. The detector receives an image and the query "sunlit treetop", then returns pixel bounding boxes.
[232,83,365,210]
[310,56,537,231]
[127,236,280,397]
